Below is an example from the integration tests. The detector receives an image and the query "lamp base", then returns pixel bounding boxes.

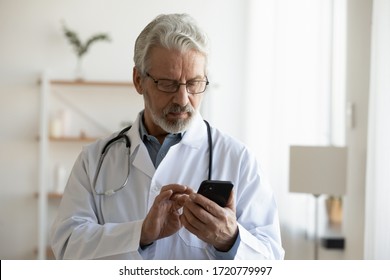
[326,196,343,224]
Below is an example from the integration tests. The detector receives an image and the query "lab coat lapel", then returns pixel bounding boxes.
[132,144,155,178]
[125,112,207,179]
[153,112,209,186]
[126,114,155,178]
[180,112,207,149]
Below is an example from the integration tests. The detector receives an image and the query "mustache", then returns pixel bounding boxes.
[164,104,195,115]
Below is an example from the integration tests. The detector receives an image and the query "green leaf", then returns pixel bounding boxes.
[61,21,111,58]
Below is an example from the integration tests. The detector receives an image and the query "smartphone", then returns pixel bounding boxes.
[197,180,234,207]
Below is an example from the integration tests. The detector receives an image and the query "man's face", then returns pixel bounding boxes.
[134,47,207,136]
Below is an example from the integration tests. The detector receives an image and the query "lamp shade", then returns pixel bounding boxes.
[289,146,347,196]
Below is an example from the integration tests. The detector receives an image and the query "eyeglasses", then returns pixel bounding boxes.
[146,72,209,94]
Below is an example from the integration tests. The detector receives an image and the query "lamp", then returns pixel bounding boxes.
[289,146,347,259]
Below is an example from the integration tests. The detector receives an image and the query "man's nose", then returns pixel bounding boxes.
[172,84,189,106]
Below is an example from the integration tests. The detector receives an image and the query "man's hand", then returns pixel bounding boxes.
[140,184,194,246]
[180,191,238,252]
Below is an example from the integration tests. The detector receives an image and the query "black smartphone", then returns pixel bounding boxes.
[197,180,234,207]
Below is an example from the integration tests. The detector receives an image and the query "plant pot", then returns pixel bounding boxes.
[75,57,85,81]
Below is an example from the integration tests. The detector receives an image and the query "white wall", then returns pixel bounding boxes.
[343,0,372,259]
[0,0,246,259]
[365,0,390,260]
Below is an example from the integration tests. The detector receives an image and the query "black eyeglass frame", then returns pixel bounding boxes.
[145,72,209,94]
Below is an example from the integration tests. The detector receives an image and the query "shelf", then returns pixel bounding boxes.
[34,247,55,260]
[49,136,98,142]
[39,79,134,87]
[48,192,63,199]
[35,192,63,199]
[36,136,99,142]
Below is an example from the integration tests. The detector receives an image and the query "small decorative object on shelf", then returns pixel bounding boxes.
[62,21,111,81]
[54,164,67,194]
[49,110,71,139]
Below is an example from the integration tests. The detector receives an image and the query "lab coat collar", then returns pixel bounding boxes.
[126,112,144,155]
[130,110,207,150]
[125,111,207,178]
[180,111,207,149]
[126,112,155,178]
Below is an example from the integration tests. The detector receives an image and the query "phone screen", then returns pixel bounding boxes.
[197,180,233,207]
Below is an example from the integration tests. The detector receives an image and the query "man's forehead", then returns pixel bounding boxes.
[148,47,206,73]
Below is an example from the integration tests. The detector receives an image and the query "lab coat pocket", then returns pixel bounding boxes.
[178,228,206,249]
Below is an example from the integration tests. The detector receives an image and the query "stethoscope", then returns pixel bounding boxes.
[92,120,213,196]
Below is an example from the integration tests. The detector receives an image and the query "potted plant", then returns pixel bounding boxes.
[62,22,110,80]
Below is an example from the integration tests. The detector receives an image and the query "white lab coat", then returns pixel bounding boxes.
[50,112,284,260]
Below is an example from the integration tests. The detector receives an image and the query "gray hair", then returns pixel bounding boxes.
[133,13,209,75]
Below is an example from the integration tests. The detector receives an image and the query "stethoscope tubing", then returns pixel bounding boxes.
[93,120,212,196]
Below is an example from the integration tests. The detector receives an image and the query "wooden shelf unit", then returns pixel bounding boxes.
[36,72,141,260]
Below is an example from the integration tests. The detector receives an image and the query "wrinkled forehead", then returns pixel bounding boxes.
[146,46,207,76]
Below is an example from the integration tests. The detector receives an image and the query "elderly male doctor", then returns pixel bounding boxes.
[50,13,284,260]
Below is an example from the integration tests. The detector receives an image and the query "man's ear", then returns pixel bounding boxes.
[133,67,143,95]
